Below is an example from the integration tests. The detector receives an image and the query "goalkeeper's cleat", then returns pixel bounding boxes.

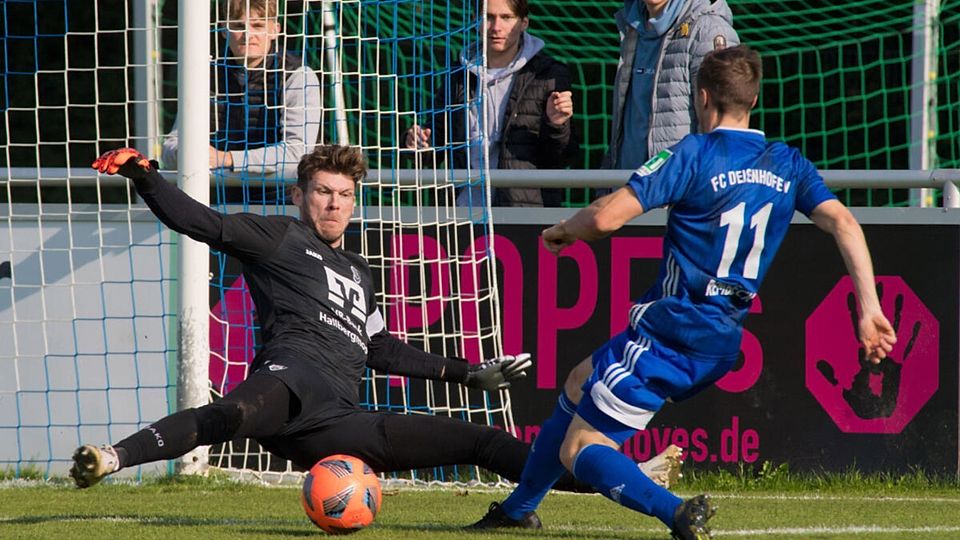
[70,444,120,489]
[671,494,717,540]
[467,502,542,530]
[639,444,684,489]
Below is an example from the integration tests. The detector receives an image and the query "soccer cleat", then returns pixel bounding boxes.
[70,444,120,488]
[671,494,717,540]
[639,444,684,489]
[467,501,543,530]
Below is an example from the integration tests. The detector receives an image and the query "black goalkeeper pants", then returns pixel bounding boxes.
[114,372,589,491]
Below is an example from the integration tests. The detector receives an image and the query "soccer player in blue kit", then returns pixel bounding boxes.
[470,45,898,539]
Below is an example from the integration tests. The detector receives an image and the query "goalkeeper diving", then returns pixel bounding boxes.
[72,145,681,490]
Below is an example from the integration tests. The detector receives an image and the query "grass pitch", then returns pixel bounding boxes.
[2,471,959,539]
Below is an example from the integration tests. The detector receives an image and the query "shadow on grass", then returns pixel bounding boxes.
[1,513,307,529]
[376,522,664,539]
[2,514,666,539]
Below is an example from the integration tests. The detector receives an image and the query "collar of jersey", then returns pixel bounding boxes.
[712,126,766,137]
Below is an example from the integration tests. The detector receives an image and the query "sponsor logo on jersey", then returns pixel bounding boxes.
[325,267,367,321]
[714,34,728,50]
[268,363,288,371]
[705,278,757,302]
[305,248,324,261]
[635,149,673,177]
[351,265,361,284]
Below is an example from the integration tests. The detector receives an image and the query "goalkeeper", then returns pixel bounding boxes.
[73,145,680,490]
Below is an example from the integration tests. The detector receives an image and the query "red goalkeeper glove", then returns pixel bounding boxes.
[91,148,158,179]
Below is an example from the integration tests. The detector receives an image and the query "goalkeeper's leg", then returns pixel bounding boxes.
[70,373,294,488]
[375,412,593,492]
[261,409,594,492]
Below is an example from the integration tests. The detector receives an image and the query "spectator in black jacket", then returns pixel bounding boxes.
[404,0,578,207]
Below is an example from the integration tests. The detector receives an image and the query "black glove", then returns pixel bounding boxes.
[92,148,158,179]
[464,353,532,391]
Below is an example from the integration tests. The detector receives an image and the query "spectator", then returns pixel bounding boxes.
[162,0,321,178]
[404,0,578,207]
[603,0,739,171]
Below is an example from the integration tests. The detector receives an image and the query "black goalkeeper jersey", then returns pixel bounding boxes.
[132,169,467,406]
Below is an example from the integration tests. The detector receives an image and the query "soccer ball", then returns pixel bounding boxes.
[301,454,382,534]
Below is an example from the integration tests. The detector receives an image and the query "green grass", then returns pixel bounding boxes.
[2,472,959,539]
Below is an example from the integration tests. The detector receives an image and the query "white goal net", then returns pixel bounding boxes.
[1,0,514,484]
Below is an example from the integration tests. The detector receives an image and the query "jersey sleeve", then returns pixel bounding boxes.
[792,154,837,216]
[133,168,290,262]
[365,330,469,383]
[626,135,700,210]
[218,214,294,262]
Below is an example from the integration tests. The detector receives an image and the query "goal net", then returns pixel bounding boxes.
[6,0,958,482]
[541,0,960,205]
[1,0,512,484]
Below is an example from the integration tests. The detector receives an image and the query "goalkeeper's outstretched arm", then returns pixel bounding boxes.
[93,148,287,262]
[366,330,531,392]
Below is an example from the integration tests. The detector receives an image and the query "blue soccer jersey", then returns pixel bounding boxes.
[626,127,836,362]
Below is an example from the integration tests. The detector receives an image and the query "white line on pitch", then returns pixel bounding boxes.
[711,493,960,504]
[713,525,960,536]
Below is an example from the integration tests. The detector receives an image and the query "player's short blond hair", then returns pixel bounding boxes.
[223,0,278,21]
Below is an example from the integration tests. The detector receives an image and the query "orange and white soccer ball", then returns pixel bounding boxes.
[301,454,382,534]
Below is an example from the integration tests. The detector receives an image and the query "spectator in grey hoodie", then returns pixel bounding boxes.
[404,0,578,207]
[162,0,321,179]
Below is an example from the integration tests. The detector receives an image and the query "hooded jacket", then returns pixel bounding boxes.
[430,33,579,207]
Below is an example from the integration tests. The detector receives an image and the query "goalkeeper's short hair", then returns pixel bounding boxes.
[297,145,368,187]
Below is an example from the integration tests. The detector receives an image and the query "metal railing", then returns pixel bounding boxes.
[7,168,960,207]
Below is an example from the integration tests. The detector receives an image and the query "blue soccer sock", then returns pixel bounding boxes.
[500,392,577,520]
[572,443,682,527]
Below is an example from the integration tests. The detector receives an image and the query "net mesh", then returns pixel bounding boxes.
[1,0,959,480]
[529,0,960,205]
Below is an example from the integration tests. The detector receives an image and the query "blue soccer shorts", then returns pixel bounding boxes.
[577,327,734,445]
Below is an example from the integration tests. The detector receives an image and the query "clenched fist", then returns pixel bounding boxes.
[546,90,573,126]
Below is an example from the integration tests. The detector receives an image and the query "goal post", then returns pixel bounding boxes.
[174,0,211,476]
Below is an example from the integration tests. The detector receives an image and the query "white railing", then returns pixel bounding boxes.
[9,168,960,208]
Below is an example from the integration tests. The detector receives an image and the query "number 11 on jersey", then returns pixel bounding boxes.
[717,202,773,279]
